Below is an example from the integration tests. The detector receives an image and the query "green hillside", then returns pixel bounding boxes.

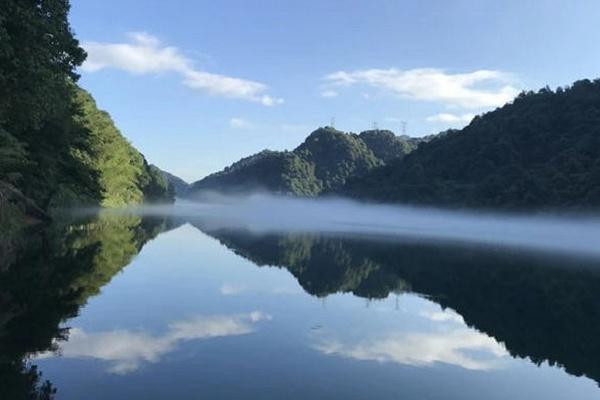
[188,127,417,196]
[73,88,173,207]
[343,79,600,210]
[153,166,190,197]
[0,0,172,228]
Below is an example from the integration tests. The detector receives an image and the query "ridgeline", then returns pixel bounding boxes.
[187,127,422,196]
[0,1,177,232]
[343,80,600,210]
[189,78,600,212]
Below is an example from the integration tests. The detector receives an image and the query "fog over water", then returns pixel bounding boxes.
[97,193,600,259]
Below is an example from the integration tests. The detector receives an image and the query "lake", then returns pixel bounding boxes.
[2,201,600,399]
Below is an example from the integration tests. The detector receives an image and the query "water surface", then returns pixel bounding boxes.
[2,210,600,399]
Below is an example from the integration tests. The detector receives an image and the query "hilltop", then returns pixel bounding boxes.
[188,127,421,196]
[343,79,600,210]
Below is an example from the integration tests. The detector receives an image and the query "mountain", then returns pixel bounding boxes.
[343,79,600,210]
[153,166,190,197]
[0,1,173,227]
[293,127,383,192]
[358,130,421,162]
[73,88,173,207]
[189,150,321,196]
[188,127,418,196]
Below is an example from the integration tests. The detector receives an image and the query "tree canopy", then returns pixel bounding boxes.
[0,0,172,221]
[343,80,600,210]
[188,127,419,196]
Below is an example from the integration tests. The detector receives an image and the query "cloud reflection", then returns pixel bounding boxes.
[314,328,507,371]
[38,312,271,374]
[313,302,507,371]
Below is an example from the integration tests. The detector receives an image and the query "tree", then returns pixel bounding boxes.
[0,0,86,133]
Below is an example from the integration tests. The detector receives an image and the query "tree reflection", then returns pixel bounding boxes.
[195,223,600,385]
[3,214,600,396]
[0,214,179,398]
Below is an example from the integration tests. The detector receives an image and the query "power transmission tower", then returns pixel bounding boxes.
[330,117,335,128]
[401,121,407,136]
[372,121,379,130]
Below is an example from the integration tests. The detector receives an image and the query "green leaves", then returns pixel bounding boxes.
[0,128,30,183]
[344,79,600,210]
[0,0,85,132]
[0,1,171,213]
[189,127,415,196]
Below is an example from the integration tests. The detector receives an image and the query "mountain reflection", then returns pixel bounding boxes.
[0,213,181,399]
[192,221,600,385]
[2,213,600,398]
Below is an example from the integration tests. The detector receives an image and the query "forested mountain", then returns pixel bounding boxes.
[0,0,172,228]
[358,130,421,162]
[153,166,190,197]
[188,127,418,196]
[189,150,321,196]
[73,88,172,207]
[343,79,600,210]
[293,127,383,192]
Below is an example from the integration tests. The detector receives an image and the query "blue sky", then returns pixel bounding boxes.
[70,0,600,182]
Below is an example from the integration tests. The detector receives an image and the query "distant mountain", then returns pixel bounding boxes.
[358,130,421,162]
[153,166,190,197]
[188,127,419,196]
[293,127,383,192]
[189,150,321,196]
[343,79,600,210]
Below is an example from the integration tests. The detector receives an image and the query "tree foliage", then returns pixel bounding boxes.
[0,0,172,217]
[153,165,189,197]
[72,88,172,206]
[0,129,30,183]
[344,80,600,210]
[188,127,418,196]
[0,0,85,132]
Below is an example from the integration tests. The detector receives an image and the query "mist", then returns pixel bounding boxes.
[102,193,600,259]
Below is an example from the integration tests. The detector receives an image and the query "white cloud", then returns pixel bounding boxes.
[220,283,246,294]
[420,308,465,324]
[229,118,253,130]
[219,283,301,296]
[37,312,271,374]
[260,95,285,106]
[314,328,507,371]
[426,113,475,124]
[82,32,188,74]
[320,90,339,98]
[82,32,282,106]
[323,68,519,109]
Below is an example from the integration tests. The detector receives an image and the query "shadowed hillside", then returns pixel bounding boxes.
[188,127,420,196]
[343,79,600,210]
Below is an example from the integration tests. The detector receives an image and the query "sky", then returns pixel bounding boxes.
[69,0,600,182]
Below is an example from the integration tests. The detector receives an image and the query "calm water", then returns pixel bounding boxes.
[2,210,600,399]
